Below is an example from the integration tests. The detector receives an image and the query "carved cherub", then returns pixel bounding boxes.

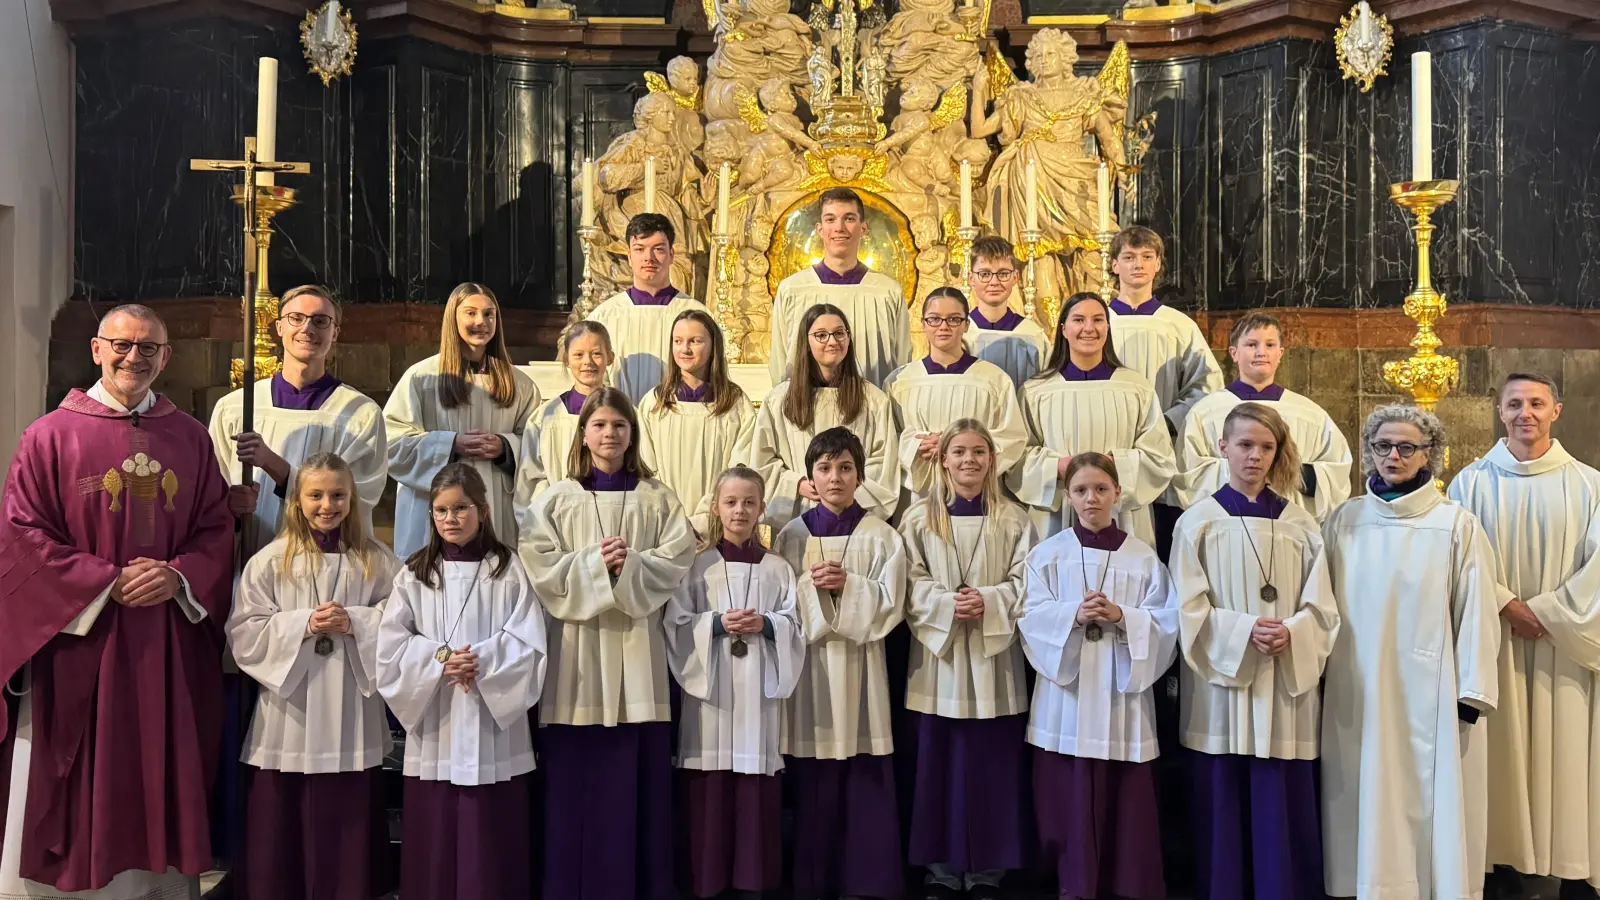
[646,56,706,152]
[876,79,959,200]
[703,0,814,124]
[878,0,981,91]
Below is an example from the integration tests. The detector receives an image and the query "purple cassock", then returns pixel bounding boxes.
[1034,751,1166,900]
[923,353,979,376]
[271,370,343,410]
[814,260,870,285]
[0,388,234,892]
[1225,379,1285,403]
[908,712,1032,877]
[970,308,1025,331]
[1109,298,1163,316]
[627,285,680,306]
[401,774,533,899]
[1062,359,1117,382]
[242,768,385,900]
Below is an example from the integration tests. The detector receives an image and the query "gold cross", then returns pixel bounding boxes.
[189,137,310,271]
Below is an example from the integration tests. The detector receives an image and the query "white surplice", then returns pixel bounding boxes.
[585,291,711,405]
[767,268,912,387]
[517,477,698,727]
[1170,499,1339,759]
[1107,303,1225,432]
[1448,439,1600,884]
[1017,529,1179,762]
[884,359,1028,496]
[208,380,388,554]
[227,538,399,772]
[383,356,542,558]
[376,555,548,785]
[731,381,902,529]
[513,393,583,511]
[1010,368,1176,543]
[1320,484,1502,900]
[664,550,805,775]
[899,498,1036,719]
[1176,388,1353,522]
[964,319,1051,389]
[638,390,758,533]
[774,514,908,759]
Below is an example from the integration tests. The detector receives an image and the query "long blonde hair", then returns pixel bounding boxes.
[926,419,1005,543]
[437,282,518,409]
[278,452,377,580]
[1223,402,1303,496]
[700,465,767,551]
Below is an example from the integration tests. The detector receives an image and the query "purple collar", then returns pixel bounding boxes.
[676,382,712,403]
[626,285,679,306]
[271,371,342,411]
[1073,522,1128,551]
[1214,484,1288,519]
[1062,360,1116,382]
[718,538,766,565]
[1227,380,1285,402]
[813,261,869,285]
[948,494,984,516]
[580,468,640,492]
[311,528,343,553]
[442,538,488,562]
[1110,298,1162,316]
[923,353,979,376]
[803,502,866,537]
[560,389,591,415]
[971,308,1024,331]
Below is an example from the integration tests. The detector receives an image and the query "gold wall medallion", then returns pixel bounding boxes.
[302,0,358,88]
[1334,1,1393,93]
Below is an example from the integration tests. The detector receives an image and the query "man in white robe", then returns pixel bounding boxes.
[962,236,1051,388]
[1448,373,1600,897]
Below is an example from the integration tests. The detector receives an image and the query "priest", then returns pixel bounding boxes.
[1448,373,1600,897]
[768,188,911,386]
[0,304,234,898]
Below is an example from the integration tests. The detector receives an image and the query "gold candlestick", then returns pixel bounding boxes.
[229,184,299,387]
[574,224,604,321]
[1381,179,1461,411]
[712,232,742,363]
[1096,229,1116,303]
[953,226,980,282]
[1018,229,1043,321]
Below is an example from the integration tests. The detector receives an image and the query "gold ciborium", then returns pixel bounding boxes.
[1381,179,1461,412]
[229,184,298,386]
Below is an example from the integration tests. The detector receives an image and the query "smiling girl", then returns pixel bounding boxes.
[515,320,614,506]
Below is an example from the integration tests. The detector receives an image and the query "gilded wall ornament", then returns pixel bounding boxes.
[1335,1,1393,93]
[301,0,357,87]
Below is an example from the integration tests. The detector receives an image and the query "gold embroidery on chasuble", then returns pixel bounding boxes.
[73,426,181,546]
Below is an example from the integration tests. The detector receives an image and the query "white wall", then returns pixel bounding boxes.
[0,0,72,481]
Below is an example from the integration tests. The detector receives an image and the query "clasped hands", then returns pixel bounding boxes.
[453,430,504,461]
[953,587,986,621]
[111,558,182,608]
[1074,591,1124,628]
[809,560,848,593]
[601,536,630,576]
[720,608,766,635]
[306,602,351,636]
[1250,617,1290,657]
[442,644,480,691]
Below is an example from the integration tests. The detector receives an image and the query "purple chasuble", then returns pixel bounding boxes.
[1213,484,1288,519]
[1110,298,1163,316]
[1226,379,1285,402]
[560,389,591,415]
[802,502,866,537]
[1073,522,1128,552]
[270,371,342,411]
[948,494,984,516]
[813,261,869,285]
[970,308,1024,331]
[580,469,641,492]
[626,285,679,306]
[923,353,979,376]
[677,382,713,403]
[311,528,343,553]
[0,388,233,891]
[718,538,766,564]
[1061,360,1117,382]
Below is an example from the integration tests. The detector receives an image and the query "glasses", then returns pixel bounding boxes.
[431,503,478,521]
[95,336,167,358]
[921,315,968,329]
[281,312,336,330]
[809,329,851,345]
[1370,441,1432,459]
[972,269,1017,283]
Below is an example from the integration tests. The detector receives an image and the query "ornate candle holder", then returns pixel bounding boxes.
[952,225,981,281]
[1018,229,1043,320]
[1381,179,1462,412]
[711,231,743,363]
[228,184,298,387]
[574,224,604,322]
[1096,229,1117,303]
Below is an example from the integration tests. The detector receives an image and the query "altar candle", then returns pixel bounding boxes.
[1411,51,1433,182]
[959,160,973,229]
[1025,160,1039,232]
[581,158,596,227]
[644,156,657,214]
[1360,2,1373,43]
[256,58,279,187]
[717,162,732,236]
[1097,161,1111,232]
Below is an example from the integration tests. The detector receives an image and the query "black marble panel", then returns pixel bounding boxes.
[1020,0,1127,18]
[565,66,651,305]
[484,59,570,309]
[574,0,677,18]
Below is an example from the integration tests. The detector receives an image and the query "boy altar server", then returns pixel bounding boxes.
[963,236,1051,389]
[585,213,711,405]
[1449,373,1600,897]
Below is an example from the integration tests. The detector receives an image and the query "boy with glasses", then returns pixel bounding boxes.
[963,236,1051,388]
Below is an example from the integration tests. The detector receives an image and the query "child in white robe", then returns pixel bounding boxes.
[518,386,698,900]
[227,452,398,900]
[1019,451,1179,900]
[775,426,908,900]
[384,282,541,557]
[1170,402,1340,900]
[514,320,613,507]
[638,309,757,532]
[962,236,1052,389]
[1012,292,1176,544]
[900,420,1037,896]
[733,302,902,528]
[664,466,805,899]
[376,462,547,900]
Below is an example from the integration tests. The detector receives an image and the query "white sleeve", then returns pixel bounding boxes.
[225,552,315,696]
[1017,555,1085,687]
[1113,560,1180,695]
[762,567,806,700]
[468,561,549,730]
[1172,525,1259,688]
[1109,391,1178,511]
[383,370,455,492]
[376,573,448,733]
[342,405,391,531]
[1165,322,1225,430]
[663,565,720,701]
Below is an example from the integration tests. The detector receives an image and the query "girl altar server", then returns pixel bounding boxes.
[376,462,547,899]
[733,302,902,529]
[1012,292,1176,543]
[664,466,806,899]
[1170,402,1340,900]
[1018,452,1179,900]
[639,309,757,532]
[227,452,398,900]
[515,319,614,505]
[519,387,698,900]
[385,282,541,557]
[775,426,908,900]
[899,419,1037,897]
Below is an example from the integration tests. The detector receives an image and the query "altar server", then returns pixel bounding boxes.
[1321,405,1501,900]
[900,419,1036,898]
[515,320,614,505]
[518,387,698,900]
[1448,373,1600,895]
[886,287,1027,498]
[211,284,387,551]
[768,187,912,385]
[1177,312,1351,522]
[1018,452,1179,900]
[963,236,1052,389]
[664,466,805,899]
[639,308,757,531]
[376,462,547,900]
[1011,292,1176,543]
[586,213,711,405]
[385,283,541,557]
[734,303,901,528]
[775,427,908,900]
[1170,403,1339,900]
[228,452,398,900]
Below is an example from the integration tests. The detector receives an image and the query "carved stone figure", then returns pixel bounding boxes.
[877,79,957,206]
[703,0,814,125]
[878,0,982,91]
[596,92,703,291]
[860,45,888,112]
[808,42,837,109]
[646,56,707,153]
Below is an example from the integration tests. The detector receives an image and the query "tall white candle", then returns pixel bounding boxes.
[255,58,279,187]
[1360,2,1373,43]
[581,158,596,227]
[960,160,973,229]
[717,162,732,236]
[1097,161,1111,232]
[1025,160,1039,232]
[1411,51,1433,182]
[644,156,657,214]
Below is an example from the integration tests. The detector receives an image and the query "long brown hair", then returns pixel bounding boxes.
[926,419,1006,543]
[404,463,514,589]
[278,452,378,580]
[566,387,655,481]
[1223,402,1303,496]
[1033,292,1124,381]
[782,303,866,430]
[699,465,767,551]
[652,308,745,417]
[437,282,518,410]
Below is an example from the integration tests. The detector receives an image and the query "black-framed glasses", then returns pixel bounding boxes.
[971,269,1017,283]
[1370,440,1432,459]
[809,329,851,345]
[95,336,167,358]
[921,315,968,328]
[280,312,336,330]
